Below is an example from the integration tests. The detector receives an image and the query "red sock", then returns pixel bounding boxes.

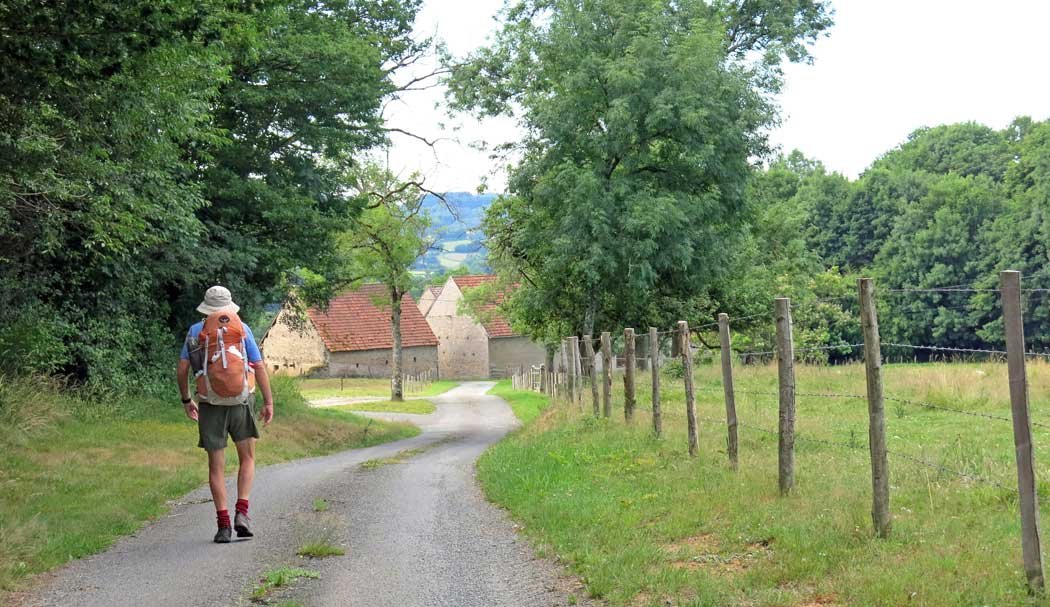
[217,509,231,529]
[235,499,249,516]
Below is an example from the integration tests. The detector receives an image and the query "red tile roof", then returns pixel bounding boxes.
[307,284,438,352]
[427,285,443,297]
[451,275,518,338]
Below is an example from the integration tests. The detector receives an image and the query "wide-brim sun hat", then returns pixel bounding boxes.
[197,285,240,315]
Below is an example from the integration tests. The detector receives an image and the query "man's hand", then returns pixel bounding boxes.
[260,402,274,426]
[183,399,199,422]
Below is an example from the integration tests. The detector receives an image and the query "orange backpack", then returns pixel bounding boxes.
[194,311,256,406]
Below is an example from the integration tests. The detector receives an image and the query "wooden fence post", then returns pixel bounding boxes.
[624,328,636,422]
[775,298,796,496]
[566,336,577,406]
[601,331,613,418]
[859,278,891,538]
[718,313,739,470]
[678,321,698,457]
[573,336,583,407]
[561,338,570,402]
[583,335,600,416]
[650,327,662,437]
[1002,270,1045,593]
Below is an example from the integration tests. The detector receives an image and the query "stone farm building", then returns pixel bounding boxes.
[261,283,439,378]
[424,275,546,379]
[416,284,443,317]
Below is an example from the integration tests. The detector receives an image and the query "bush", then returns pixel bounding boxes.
[661,357,685,379]
[0,308,71,376]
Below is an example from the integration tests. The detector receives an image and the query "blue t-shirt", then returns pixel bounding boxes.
[180,321,263,363]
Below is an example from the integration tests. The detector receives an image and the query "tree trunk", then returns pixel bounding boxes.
[583,298,597,340]
[391,287,404,402]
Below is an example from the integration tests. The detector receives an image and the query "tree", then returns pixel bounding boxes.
[185,0,428,327]
[446,0,832,343]
[0,0,429,387]
[0,0,232,386]
[340,164,433,401]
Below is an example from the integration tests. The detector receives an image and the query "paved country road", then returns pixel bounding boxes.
[20,383,593,607]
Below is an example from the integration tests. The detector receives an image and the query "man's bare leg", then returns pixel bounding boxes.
[235,438,256,501]
[233,438,256,537]
[208,449,233,542]
[207,449,227,511]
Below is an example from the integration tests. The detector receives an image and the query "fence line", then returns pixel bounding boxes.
[511,270,1045,593]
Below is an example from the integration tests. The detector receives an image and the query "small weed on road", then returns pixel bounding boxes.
[333,399,436,415]
[358,436,457,470]
[250,567,318,602]
[312,498,329,512]
[296,542,345,558]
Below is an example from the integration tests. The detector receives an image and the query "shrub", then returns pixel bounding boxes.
[661,357,686,379]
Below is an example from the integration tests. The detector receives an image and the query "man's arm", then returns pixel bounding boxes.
[177,359,199,421]
[254,362,274,425]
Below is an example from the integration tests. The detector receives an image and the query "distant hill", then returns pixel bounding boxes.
[412,192,497,275]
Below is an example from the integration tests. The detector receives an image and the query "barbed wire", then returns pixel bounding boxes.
[881,342,1050,359]
[737,343,865,358]
[880,343,1010,356]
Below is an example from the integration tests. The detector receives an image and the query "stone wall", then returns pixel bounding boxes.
[326,346,439,378]
[425,279,490,379]
[260,307,328,377]
[487,336,546,377]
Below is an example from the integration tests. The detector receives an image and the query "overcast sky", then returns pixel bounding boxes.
[383,0,1050,193]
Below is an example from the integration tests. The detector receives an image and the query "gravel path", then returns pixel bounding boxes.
[20,382,593,607]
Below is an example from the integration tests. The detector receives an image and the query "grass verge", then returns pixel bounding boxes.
[298,378,457,401]
[478,362,1050,606]
[487,379,551,423]
[0,375,417,593]
[332,399,436,415]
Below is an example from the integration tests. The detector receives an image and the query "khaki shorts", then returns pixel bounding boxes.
[197,396,260,451]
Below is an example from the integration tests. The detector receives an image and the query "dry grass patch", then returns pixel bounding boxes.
[663,534,772,576]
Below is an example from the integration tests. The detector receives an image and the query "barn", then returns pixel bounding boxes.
[261,283,439,378]
[424,275,546,379]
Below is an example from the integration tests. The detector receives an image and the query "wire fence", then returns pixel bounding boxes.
[508,271,1048,592]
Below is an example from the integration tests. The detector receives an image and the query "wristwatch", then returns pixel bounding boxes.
[181,396,193,404]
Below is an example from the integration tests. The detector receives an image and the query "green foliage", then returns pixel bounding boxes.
[339,163,432,297]
[446,0,833,344]
[0,1,425,387]
[735,118,1050,357]
[660,357,685,380]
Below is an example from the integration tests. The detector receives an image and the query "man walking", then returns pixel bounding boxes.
[177,286,275,543]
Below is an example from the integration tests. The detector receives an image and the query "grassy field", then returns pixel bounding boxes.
[332,399,436,415]
[488,380,552,423]
[0,376,418,593]
[297,378,458,401]
[478,360,1050,606]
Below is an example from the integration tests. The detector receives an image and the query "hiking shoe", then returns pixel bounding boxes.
[234,511,253,538]
[214,526,232,544]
